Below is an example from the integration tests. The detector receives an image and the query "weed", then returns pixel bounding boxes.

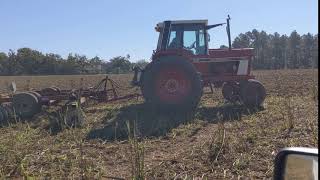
[208,112,226,164]
[274,71,295,131]
[284,97,294,130]
[127,120,145,180]
[47,102,85,134]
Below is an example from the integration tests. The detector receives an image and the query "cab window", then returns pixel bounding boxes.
[168,30,179,49]
[183,31,197,54]
[166,23,207,55]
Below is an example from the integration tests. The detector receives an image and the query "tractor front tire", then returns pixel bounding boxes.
[240,79,266,107]
[141,56,202,110]
[222,82,240,103]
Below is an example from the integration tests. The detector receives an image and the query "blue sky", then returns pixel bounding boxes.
[0,0,318,62]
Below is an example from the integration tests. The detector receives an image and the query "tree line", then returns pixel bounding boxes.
[0,30,317,75]
[231,30,318,69]
[0,49,148,75]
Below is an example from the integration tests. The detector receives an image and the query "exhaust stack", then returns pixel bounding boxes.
[226,15,232,50]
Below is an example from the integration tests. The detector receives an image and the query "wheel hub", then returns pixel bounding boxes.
[155,67,191,104]
[165,79,179,93]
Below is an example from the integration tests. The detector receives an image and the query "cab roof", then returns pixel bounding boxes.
[155,20,208,32]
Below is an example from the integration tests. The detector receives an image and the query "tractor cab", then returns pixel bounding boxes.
[155,18,229,55]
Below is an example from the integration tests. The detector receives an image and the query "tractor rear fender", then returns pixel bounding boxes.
[152,49,194,63]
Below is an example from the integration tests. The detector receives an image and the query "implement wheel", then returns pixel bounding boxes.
[240,79,266,107]
[29,91,42,101]
[12,92,41,118]
[0,106,9,125]
[141,56,202,109]
[51,86,61,94]
[40,87,59,96]
[0,106,5,124]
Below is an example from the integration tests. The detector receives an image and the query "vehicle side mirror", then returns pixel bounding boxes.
[274,147,318,180]
[207,34,210,42]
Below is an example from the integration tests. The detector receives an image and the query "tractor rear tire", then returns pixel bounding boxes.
[240,79,266,107]
[141,56,202,110]
[12,92,41,118]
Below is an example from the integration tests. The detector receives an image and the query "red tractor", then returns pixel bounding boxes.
[132,16,266,109]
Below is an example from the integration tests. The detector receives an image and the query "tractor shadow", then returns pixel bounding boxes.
[196,103,264,123]
[86,103,264,141]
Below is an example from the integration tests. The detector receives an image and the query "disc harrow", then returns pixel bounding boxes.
[0,76,140,124]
